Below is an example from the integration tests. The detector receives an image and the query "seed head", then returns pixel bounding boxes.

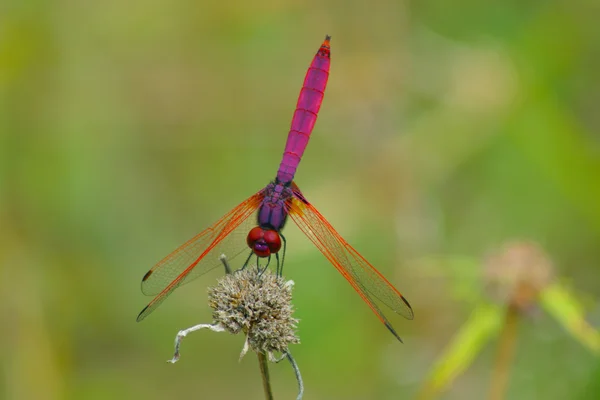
[484,240,554,311]
[208,268,299,355]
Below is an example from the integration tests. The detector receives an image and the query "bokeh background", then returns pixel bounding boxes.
[2,0,599,399]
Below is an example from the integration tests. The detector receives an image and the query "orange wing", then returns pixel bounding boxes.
[137,190,264,322]
[288,183,413,341]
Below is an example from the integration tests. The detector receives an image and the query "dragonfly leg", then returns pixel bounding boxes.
[258,254,272,278]
[275,252,281,277]
[278,233,287,277]
[239,250,254,272]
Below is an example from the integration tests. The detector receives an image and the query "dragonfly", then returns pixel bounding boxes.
[137,36,414,341]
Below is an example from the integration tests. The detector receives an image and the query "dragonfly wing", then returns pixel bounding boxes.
[137,190,264,321]
[288,183,413,341]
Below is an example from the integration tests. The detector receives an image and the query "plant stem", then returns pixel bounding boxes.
[489,305,519,400]
[257,352,274,400]
[219,254,233,275]
[286,351,304,400]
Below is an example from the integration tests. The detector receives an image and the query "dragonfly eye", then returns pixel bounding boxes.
[246,227,282,257]
[263,230,282,253]
[246,227,264,248]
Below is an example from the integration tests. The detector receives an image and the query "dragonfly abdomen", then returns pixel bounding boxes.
[276,36,331,184]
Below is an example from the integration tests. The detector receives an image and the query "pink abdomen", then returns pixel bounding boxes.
[277,36,331,184]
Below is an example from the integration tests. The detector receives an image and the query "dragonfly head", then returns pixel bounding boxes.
[247,227,282,257]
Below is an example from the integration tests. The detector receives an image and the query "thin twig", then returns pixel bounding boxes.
[219,254,233,275]
[257,352,274,400]
[489,304,519,400]
[168,323,225,363]
[286,351,304,400]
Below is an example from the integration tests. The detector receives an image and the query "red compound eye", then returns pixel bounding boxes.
[263,230,282,254]
[246,227,281,257]
[247,227,270,257]
[247,227,264,248]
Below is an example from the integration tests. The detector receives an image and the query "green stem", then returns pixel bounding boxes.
[257,352,274,400]
[489,305,519,400]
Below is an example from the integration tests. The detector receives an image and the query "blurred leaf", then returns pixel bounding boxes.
[419,302,503,399]
[539,282,600,355]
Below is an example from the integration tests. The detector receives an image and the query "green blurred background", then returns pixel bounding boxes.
[2,0,599,399]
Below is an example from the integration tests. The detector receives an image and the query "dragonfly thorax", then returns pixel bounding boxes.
[247,226,282,257]
[257,181,293,231]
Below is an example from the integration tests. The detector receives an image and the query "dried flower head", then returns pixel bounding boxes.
[208,267,299,356]
[484,240,555,311]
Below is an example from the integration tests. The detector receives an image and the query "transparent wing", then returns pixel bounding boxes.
[288,183,413,341]
[137,190,264,322]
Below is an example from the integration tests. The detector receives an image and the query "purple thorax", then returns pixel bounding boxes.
[257,182,293,231]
